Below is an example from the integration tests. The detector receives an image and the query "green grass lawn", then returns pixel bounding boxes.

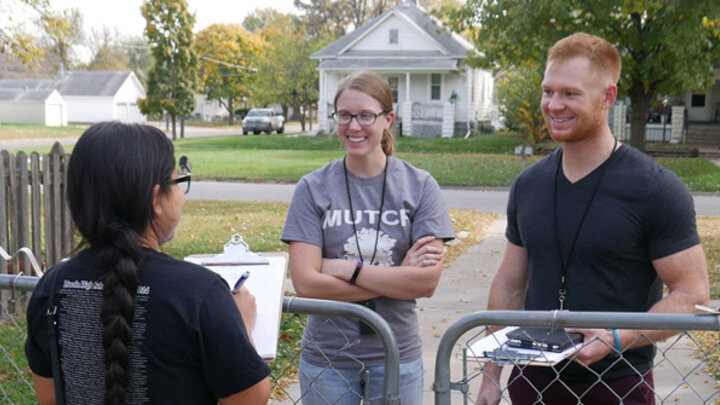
[2,125,719,191]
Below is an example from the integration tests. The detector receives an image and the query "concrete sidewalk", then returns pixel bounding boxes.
[418,217,719,404]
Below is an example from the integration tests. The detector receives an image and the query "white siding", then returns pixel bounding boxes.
[45,91,67,126]
[66,97,114,123]
[0,102,46,125]
[351,15,439,52]
[114,75,146,123]
[444,72,467,121]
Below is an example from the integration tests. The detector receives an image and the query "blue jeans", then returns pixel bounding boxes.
[299,357,424,404]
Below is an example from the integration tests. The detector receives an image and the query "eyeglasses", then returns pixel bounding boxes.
[169,155,192,194]
[332,110,388,126]
[170,173,192,194]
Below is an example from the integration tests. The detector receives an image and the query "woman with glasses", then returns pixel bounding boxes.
[282,71,454,404]
[25,122,271,405]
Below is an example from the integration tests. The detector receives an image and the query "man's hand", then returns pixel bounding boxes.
[401,235,444,267]
[565,328,616,366]
[476,373,502,405]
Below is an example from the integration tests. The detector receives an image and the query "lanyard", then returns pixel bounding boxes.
[343,155,388,265]
[552,137,618,310]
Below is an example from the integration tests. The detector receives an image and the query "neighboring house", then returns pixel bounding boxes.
[0,88,67,126]
[0,70,146,124]
[312,0,496,138]
[193,94,229,121]
[680,67,720,123]
[52,71,146,123]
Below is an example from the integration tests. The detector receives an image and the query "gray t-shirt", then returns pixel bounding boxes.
[282,156,454,367]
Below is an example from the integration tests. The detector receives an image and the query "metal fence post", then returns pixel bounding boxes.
[284,296,401,405]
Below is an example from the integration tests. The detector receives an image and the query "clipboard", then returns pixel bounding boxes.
[185,234,286,360]
[467,327,584,366]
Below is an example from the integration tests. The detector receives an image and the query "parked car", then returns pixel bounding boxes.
[241,108,285,135]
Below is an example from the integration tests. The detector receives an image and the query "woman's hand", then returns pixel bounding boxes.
[402,235,444,267]
[233,286,257,334]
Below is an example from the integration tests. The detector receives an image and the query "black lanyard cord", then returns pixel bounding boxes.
[343,155,388,266]
[552,137,618,310]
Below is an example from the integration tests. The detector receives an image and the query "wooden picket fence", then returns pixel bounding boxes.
[0,141,72,277]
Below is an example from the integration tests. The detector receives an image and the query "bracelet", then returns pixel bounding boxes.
[607,328,621,357]
[349,261,363,285]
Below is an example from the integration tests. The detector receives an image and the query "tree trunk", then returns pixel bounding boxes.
[308,105,313,131]
[171,114,177,140]
[228,98,234,126]
[628,83,653,152]
[281,105,289,122]
[180,116,185,139]
[297,104,305,131]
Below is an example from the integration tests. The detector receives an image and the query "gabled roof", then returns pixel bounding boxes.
[0,71,138,97]
[0,88,58,102]
[52,71,133,96]
[0,79,53,90]
[312,1,472,60]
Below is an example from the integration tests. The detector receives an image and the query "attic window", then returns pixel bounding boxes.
[389,29,399,44]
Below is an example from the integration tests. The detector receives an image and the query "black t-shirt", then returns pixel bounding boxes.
[26,248,270,404]
[507,144,700,380]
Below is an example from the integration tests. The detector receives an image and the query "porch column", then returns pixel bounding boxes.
[671,106,685,143]
[403,72,412,136]
[442,101,454,138]
[318,70,329,133]
[612,103,626,141]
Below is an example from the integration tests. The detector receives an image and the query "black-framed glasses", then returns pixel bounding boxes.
[331,110,388,126]
[169,155,192,194]
[170,173,192,194]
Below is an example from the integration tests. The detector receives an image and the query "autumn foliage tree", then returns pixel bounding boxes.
[141,0,198,139]
[195,24,266,125]
[441,0,720,151]
[496,67,547,147]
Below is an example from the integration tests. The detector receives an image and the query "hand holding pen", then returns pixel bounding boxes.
[232,270,250,294]
[232,271,257,334]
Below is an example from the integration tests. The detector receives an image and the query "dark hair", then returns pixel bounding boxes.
[334,71,396,155]
[67,122,175,405]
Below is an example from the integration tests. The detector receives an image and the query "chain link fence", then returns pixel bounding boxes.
[434,310,720,404]
[0,275,401,404]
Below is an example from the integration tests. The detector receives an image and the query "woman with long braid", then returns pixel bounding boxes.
[25,122,271,404]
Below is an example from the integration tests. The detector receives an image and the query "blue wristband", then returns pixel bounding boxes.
[607,328,621,357]
[349,261,363,285]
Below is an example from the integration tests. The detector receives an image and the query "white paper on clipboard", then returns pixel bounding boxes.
[185,236,286,361]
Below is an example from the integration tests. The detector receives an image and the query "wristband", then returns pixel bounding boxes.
[607,328,621,357]
[349,261,363,285]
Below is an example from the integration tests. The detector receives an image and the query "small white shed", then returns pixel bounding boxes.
[0,89,67,126]
[52,71,146,123]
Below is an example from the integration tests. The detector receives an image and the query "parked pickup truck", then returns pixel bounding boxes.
[242,108,285,134]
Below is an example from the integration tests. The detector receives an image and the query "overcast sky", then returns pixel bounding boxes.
[52,0,299,38]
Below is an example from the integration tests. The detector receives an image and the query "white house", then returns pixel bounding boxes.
[0,71,146,124]
[312,0,496,138]
[0,88,67,126]
[52,71,146,123]
[193,94,229,121]
[681,67,720,123]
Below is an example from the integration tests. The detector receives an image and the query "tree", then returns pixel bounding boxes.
[195,24,266,125]
[123,36,154,85]
[293,0,401,37]
[86,27,129,71]
[496,67,547,148]
[141,0,198,140]
[38,7,84,70]
[440,0,720,151]
[249,11,330,131]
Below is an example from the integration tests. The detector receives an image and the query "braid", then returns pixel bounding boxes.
[98,226,142,405]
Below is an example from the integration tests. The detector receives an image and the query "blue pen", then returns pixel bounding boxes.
[232,271,250,293]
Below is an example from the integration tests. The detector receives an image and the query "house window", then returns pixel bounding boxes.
[387,77,399,103]
[389,29,398,44]
[691,93,705,107]
[431,73,441,100]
